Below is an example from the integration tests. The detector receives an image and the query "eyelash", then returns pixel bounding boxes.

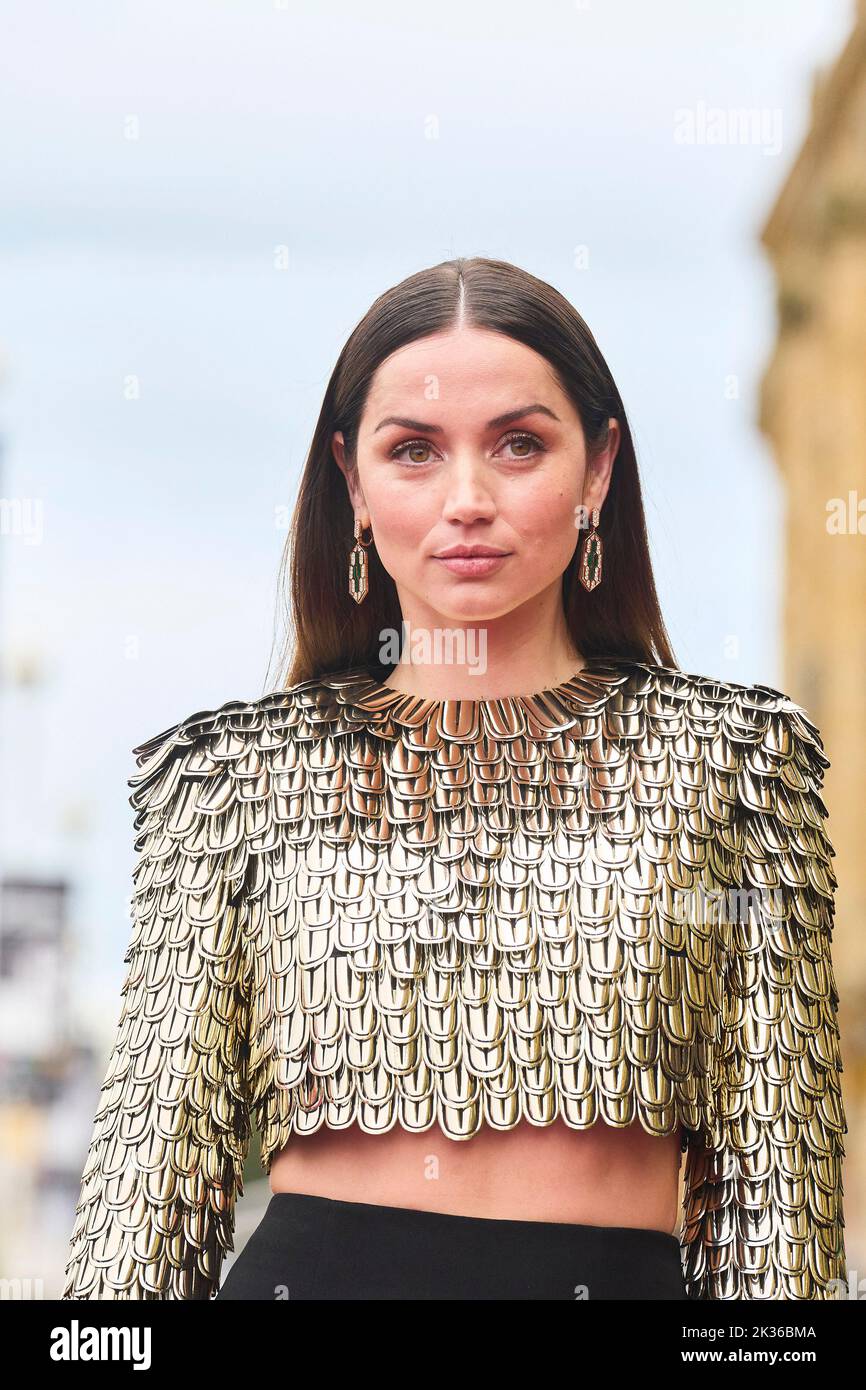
[389,430,546,467]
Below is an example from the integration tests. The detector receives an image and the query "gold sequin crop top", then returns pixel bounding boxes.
[60,655,847,1300]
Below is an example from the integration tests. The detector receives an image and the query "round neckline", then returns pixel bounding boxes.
[369,656,609,705]
[322,654,637,738]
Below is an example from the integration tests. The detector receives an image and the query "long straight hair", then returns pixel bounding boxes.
[266,256,676,692]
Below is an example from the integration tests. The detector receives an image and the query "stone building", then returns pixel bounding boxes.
[759,0,866,1286]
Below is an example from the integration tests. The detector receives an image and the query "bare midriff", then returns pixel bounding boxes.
[268,1118,684,1237]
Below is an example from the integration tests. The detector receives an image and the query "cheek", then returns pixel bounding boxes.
[366,481,431,547]
[505,480,580,546]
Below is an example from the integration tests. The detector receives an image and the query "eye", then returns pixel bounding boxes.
[387,429,547,468]
[498,430,545,461]
[389,439,437,467]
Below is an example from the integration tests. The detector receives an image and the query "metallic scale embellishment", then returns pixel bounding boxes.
[60,656,847,1299]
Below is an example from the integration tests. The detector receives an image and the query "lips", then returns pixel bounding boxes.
[433,551,512,577]
[433,547,510,558]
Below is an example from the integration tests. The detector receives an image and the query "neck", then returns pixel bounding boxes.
[381,646,587,702]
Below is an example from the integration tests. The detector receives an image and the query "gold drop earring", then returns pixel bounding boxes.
[579,507,603,591]
[348,517,373,603]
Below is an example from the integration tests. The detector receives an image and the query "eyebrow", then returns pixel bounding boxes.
[373,403,561,434]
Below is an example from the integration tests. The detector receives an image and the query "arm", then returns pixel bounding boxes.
[680,697,847,1299]
[61,720,253,1299]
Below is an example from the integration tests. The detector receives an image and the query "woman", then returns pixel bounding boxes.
[61,256,847,1301]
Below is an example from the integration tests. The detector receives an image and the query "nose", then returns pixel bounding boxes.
[440,454,498,525]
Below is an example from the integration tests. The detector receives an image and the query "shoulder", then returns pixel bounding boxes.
[127,668,367,801]
[619,658,829,789]
[625,658,823,733]
[621,656,807,714]
[626,663,834,897]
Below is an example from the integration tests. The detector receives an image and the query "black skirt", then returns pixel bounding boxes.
[215,1192,689,1300]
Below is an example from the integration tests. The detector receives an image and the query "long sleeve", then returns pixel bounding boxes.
[680,697,847,1299]
[61,722,253,1299]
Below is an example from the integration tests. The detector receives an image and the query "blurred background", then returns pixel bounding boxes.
[0,0,864,1296]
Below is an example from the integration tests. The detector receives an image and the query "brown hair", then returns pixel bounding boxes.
[266,255,677,692]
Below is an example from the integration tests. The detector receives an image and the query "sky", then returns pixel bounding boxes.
[0,0,857,1021]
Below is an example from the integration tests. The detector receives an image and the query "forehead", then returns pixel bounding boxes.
[363,328,563,415]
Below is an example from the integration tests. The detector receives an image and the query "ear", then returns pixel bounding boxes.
[583,417,620,513]
[332,429,366,511]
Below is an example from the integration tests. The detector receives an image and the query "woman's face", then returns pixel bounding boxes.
[332,325,618,631]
